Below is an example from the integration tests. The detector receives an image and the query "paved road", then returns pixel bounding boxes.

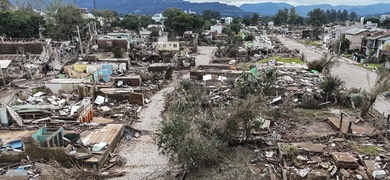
[277,35,324,62]
[277,35,390,117]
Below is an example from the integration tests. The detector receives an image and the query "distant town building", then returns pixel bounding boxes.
[139,30,152,39]
[184,9,196,15]
[221,17,233,25]
[364,21,378,31]
[380,14,390,21]
[152,13,166,23]
[210,25,222,34]
[79,8,88,14]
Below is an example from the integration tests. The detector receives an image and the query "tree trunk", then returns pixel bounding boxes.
[245,124,250,140]
[360,97,376,117]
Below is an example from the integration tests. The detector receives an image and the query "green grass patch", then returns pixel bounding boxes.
[357,63,381,70]
[355,145,383,156]
[237,63,250,70]
[343,54,352,58]
[308,41,322,48]
[297,40,322,48]
[343,141,383,156]
[290,108,333,118]
[258,56,303,64]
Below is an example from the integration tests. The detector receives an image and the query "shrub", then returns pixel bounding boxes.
[307,59,326,72]
[112,47,124,58]
[299,98,320,109]
[307,54,336,72]
[157,81,229,170]
[340,88,367,108]
[320,76,344,94]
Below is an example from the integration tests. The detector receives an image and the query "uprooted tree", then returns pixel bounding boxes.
[360,68,390,117]
[307,54,337,74]
[157,80,230,170]
[157,79,269,170]
[229,95,265,140]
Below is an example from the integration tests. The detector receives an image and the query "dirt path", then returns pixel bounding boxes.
[111,46,215,179]
[111,82,175,180]
[277,35,390,117]
[195,46,217,66]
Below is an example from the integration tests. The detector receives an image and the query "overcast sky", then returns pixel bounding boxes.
[186,0,386,6]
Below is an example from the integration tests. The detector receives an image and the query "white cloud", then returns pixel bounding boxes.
[185,0,387,6]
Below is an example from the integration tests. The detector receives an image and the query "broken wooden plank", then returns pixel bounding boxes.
[32,117,51,124]
[268,165,277,180]
[6,106,24,126]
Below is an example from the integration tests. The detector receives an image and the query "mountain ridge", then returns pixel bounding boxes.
[9,0,390,17]
[239,2,390,16]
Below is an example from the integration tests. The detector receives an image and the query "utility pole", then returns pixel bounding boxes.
[76,25,84,58]
[0,66,6,87]
[338,28,342,55]
[93,0,97,10]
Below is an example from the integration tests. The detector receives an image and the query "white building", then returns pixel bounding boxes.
[152,13,166,23]
[210,25,223,34]
[184,9,196,15]
[380,14,390,21]
[221,17,233,25]
[139,30,152,39]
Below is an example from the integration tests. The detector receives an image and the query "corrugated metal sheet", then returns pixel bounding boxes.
[0,107,8,127]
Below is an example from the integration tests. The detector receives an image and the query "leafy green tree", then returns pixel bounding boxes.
[203,20,211,30]
[340,9,349,21]
[244,34,254,41]
[0,0,11,10]
[233,17,241,24]
[364,17,380,25]
[326,9,337,22]
[0,9,44,38]
[307,8,328,27]
[149,29,159,41]
[288,7,299,25]
[230,23,241,34]
[139,15,155,28]
[320,76,344,94]
[45,3,85,40]
[337,10,342,21]
[157,80,229,170]
[14,0,44,10]
[381,19,390,29]
[251,13,260,26]
[120,14,140,31]
[230,96,262,140]
[202,9,221,20]
[260,68,280,97]
[163,8,185,31]
[91,9,120,33]
[272,8,288,26]
[349,11,358,21]
[242,14,251,26]
[296,16,306,25]
[235,72,262,99]
[170,14,204,35]
[338,38,351,53]
[112,47,124,58]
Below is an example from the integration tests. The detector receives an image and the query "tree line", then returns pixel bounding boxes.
[272,7,359,27]
[3,0,390,40]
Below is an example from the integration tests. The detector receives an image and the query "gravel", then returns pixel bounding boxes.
[110,46,216,179]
